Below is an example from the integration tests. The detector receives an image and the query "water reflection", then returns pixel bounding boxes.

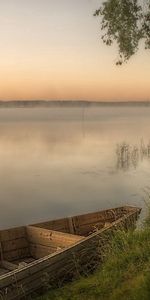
[0,107,150,228]
[116,139,150,171]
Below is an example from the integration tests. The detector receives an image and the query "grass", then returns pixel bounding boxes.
[35,214,150,300]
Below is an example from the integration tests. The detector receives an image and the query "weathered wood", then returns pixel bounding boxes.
[0,206,141,300]
[26,226,84,248]
[30,243,57,259]
[0,209,140,284]
[4,248,30,261]
[0,227,26,242]
[0,227,29,262]
[1,238,28,253]
[0,224,135,298]
[33,206,137,235]
[1,260,18,271]
[71,210,122,235]
[33,218,70,233]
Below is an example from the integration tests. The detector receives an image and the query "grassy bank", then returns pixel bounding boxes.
[35,215,150,300]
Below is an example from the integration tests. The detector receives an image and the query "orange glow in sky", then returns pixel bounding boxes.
[0,0,150,101]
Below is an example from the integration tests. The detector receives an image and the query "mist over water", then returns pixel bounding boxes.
[0,106,149,229]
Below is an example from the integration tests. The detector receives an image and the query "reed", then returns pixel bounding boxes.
[116,139,150,171]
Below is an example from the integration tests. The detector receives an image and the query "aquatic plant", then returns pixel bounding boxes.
[116,139,150,171]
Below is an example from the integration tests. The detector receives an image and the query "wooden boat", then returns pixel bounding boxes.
[0,206,141,299]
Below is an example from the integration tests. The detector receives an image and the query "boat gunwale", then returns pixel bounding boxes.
[0,205,141,284]
[31,205,140,227]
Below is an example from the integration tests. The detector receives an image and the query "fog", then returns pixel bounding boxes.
[0,106,149,228]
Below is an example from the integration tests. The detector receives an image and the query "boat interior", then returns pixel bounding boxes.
[0,206,137,276]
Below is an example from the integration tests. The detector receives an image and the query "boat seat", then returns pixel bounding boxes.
[26,226,85,259]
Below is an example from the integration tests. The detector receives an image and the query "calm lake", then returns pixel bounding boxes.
[0,106,149,228]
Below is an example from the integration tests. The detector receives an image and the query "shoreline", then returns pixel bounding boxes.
[0,100,150,108]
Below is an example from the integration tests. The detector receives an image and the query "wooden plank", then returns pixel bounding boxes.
[4,248,30,261]
[26,226,84,248]
[0,247,90,299]
[33,218,70,233]
[71,207,133,227]
[71,209,132,235]
[73,212,116,226]
[0,227,26,242]
[32,206,138,233]
[77,223,104,236]
[0,249,100,299]
[30,243,57,259]
[1,238,28,252]
[1,260,28,271]
[1,260,18,271]
[13,257,35,263]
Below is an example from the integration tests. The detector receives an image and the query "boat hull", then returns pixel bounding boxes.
[0,206,141,299]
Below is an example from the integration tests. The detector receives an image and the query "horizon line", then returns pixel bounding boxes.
[0,100,150,103]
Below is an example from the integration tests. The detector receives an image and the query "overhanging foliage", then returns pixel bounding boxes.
[94,0,150,64]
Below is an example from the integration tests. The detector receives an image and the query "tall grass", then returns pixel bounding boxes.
[116,139,150,171]
[35,212,150,300]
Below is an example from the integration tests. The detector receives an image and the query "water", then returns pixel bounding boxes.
[0,106,149,229]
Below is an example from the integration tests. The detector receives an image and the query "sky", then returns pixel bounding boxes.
[0,0,150,101]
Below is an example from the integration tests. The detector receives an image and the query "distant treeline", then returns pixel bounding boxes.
[0,100,150,108]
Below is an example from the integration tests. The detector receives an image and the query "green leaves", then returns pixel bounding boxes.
[94,0,150,64]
